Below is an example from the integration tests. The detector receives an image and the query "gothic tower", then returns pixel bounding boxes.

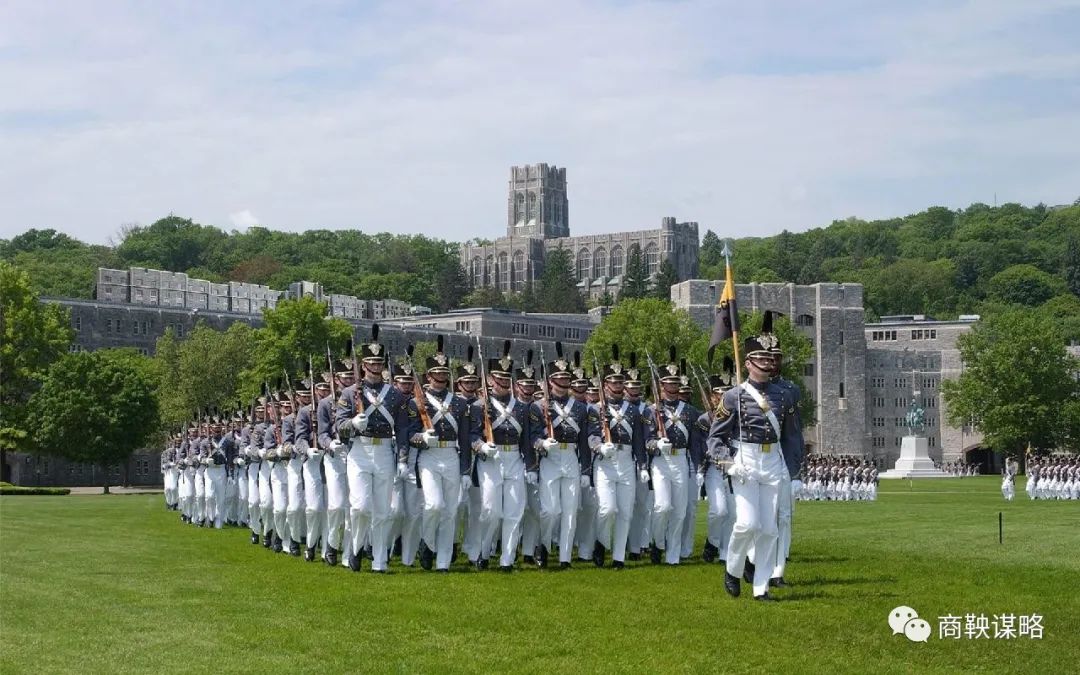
[507,164,569,239]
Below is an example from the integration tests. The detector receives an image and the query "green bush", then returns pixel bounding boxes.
[0,485,71,495]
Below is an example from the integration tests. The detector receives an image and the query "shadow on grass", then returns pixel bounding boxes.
[798,575,897,587]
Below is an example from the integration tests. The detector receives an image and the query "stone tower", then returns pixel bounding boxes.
[507,164,569,239]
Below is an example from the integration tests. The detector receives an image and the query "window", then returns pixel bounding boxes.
[872,437,885,448]
[924,397,937,409]
[872,377,885,388]
[802,363,815,377]
[593,247,607,279]
[142,320,149,335]
[895,378,909,389]
[576,248,591,281]
[564,327,581,340]
[796,314,815,327]
[138,348,150,356]
[929,436,937,447]
[610,246,624,277]
[472,259,483,288]
[133,321,139,335]
[895,397,906,407]
[484,256,494,287]
[74,316,82,332]
[930,330,937,339]
[511,322,528,336]
[513,250,526,290]
[839,381,845,398]
[537,325,556,338]
[498,252,509,290]
[895,437,901,447]
[644,243,659,275]
[176,323,185,338]
[873,417,885,428]
[873,396,886,407]
[839,330,844,345]
[455,320,471,332]
[871,330,898,342]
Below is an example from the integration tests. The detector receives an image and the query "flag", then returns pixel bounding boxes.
[707,261,740,365]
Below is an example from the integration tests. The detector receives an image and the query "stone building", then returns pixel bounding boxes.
[461,164,701,300]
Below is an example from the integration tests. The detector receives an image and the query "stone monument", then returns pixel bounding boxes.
[880,380,949,479]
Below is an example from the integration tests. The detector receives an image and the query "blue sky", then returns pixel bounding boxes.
[1,0,1078,245]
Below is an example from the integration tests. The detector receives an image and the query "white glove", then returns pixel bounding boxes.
[639,469,651,484]
[397,461,409,479]
[791,479,804,493]
[462,475,473,490]
[599,442,616,459]
[579,475,590,489]
[727,463,747,480]
[307,446,323,460]
[481,442,497,458]
[656,438,673,454]
[257,446,267,459]
[422,430,439,448]
[351,413,368,433]
[525,471,539,485]
[542,438,559,452]
[329,439,343,456]
[283,443,295,456]
[696,472,705,488]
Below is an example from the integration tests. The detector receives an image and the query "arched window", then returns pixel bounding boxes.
[471,259,482,288]
[527,192,538,220]
[610,246,624,277]
[498,252,509,290]
[576,247,592,281]
[515,193,525,223]
[513,250,526,290]
[796,314,815,327]
[644,242,659,275]
[593,247,607,279]
[484,255,494,286]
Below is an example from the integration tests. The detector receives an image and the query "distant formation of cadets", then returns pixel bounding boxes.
[795,456,878,502]
[1023,456,1080,501]
[941,461,980,477]
[161,315,807,600]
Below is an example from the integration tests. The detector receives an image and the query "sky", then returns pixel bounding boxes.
[1,0,1078,246]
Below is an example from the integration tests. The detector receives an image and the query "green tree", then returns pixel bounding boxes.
[943,309,1079,454]
[620,244,650,300]
[1,263,74,452]
[700,230,724,269]
[1063,235,1080,298]
[28,349,160,493]
[987,264,1068,307]
[537,247,586,313]
[653,259,679,301]
[434,261,469,312]
[586,298,708,376]
[461,286,508,309]
[245,297,353,398]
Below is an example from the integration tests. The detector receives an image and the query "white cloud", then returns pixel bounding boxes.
[229,209,259,229]
[0,0,1078,245]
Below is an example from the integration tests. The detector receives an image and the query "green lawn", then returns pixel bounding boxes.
[1,477,1077,673]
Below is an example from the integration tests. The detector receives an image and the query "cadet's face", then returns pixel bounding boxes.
[625,386,641,401]
[605,380,625,397]
[516,383,537,398]
[746,355,774,381]
[460,379,480,394]
[550,375,571,395]
[394,380,413,394]
[490,374,511,395]
[363,361,384,378]
[338,375,354,388]
[661,381,681,398]
[427,373,449,391]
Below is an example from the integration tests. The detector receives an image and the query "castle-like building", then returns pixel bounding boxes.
[461,164,700,300]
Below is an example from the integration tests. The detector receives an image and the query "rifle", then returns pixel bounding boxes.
[349,338,365,415]
[264,381,283,447]
[643,350,668,440]
[308,355,317,446]
[283,368,297,457]
[475,337,494,444]
[591,352,612,444]
[537,345,555,439]
[691,363,713,419]
[404,345,434,430]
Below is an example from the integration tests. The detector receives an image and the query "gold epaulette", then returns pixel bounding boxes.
[714,402,731,420]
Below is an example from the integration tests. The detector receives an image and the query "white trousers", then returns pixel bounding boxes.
[194,467,206,523]
[237,467,249,526]
[650,452,688,564]
[205,465,227,528]
[396,448,423,566]
[286,455,305,544]
[419,446,462,570]
[258,461,273,537]
[346,438,395,571]
[576,481,598,560]
[681,469,699,558]
[773,475,793,578]
[704,464,731,555]
[323,451,348,552]
[247,463,261,534]
[521,482,541,558]
[164,468,178,506]
[539,447,581,563]
[271,459,290,543]
[302,453,326,550]
[594,448,636,562]
[479,449,526,567]
[462,483,484,562]
[180,468,195,517]
[726,442,786,596]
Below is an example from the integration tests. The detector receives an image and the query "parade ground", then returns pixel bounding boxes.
[1,477,1076,674]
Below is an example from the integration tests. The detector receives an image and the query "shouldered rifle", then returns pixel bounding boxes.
[308,355,317,446]
[538,345,555,439]
[404,345,434,430]
[349,338,365,415]
[643,350,667,440]
[591,353,612,444]
[475,337,494,444]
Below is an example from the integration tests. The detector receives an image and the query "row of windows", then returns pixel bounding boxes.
[509,322,583,340]
[870,328,939,342]
[576,243,656,281]
[871,330,898,342]
[537,325,556,338]
[870,376,938,390]
[911,329,938,340]
[103,318,152,335]
[871,436,937,448]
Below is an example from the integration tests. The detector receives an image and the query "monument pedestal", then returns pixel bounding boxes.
[879,436,949,479]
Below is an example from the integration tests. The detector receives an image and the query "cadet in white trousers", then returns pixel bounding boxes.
[768,343,804,588]
[281,398,306,557]
[320,367,351,566]
[390,365,424,567]
[205,422,230,529]
[529,347,591,569]
[298,382,327,562]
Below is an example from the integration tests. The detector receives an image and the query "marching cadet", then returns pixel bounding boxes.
[297,381,326,562]
[205,419,231,529]
[469,341,533,572]
[677,360,701,562]
[335,326,411,573]
[709,327,793,601]
[258,401,277,550]
[700,359,735,565]
[570,355,598,565]
[269,395,292,553]
[178,429,194,521]
[624,356,654,560]
[247,406,265,545]
[514,352,542,566]
[162,437,179,510]
[406,336,472,573]
[646,350,704,566]
[225,415,242,526]
[768,325,804,589]
[235,413,251,529]
[390,361,424,567]
[321,363,353,567]
[588,346,649,569]
[194,421,209,526]
[282,392,306,557]
[529,343,591,569]
[455,349,486,569]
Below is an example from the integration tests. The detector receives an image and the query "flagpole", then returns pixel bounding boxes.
[722,241,742,384]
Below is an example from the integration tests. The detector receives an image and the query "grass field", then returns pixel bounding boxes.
[2,477,1077,674]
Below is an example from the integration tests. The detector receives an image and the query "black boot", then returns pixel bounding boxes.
[347,552,361,572]
[769,577,790,588]
[263,533,273,549]
[419,541,434,571]
[743,560,756,585]
[535,544,549,569]
[592,541,606,568]
[473,558,485,571]
[324,548,339,567]
[289,540,301,557]
[560,561,572,570]
[702,540,718,563]
[628,551,641,561]
[250,532,260,545]
[724,572,741,598]
[649,544,661,565]
[304,546,315,562]
[272,535,283,553]
[523,555,535,566]
[753,593,778,602]
[612,560,625,570]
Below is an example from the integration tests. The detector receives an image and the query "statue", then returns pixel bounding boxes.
[905,397,925,435]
